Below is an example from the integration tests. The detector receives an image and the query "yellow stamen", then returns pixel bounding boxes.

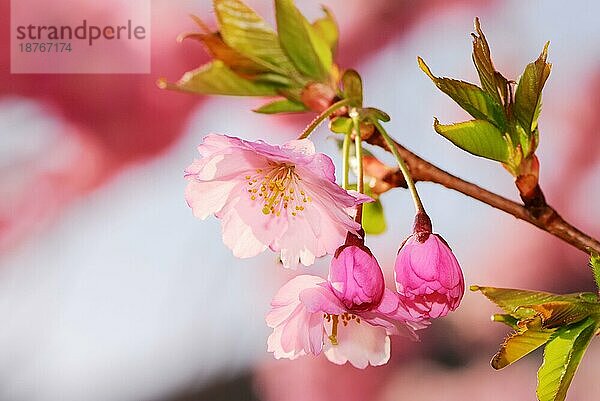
[246,163,310,218]
[328,315,339,346]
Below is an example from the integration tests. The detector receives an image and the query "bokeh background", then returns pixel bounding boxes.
[2,0,600,400]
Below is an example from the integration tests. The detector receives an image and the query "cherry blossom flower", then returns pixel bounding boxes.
[266,244,428,368]
[394,212,465,318]
[184,134,370,268]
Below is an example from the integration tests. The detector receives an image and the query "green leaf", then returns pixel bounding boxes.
[492,319,554,370]
[275,0,332,80]
[342,69,363,106]
[522,302,593,329]
[342,184,386,235]
[471,17,510,107]
[179,30,268,75]
[492,313,521,329]
[514,121,534,157]
[363,198,386,235]
[514,42,551,133]
[254,98,308,114]
[577,292,599,303]
[214,0,299,77]
[253,72,294,87]
[157,60,279,96]
[311,6,338,53]
[470,286,592,320]
[418,57,506,129]
[590,253,600,293]
[360,107,390,123]
[537,317,597,401]
[433,118,510,163]
[330,117,353,134]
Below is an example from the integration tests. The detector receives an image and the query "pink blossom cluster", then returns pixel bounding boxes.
[185,134,465,368]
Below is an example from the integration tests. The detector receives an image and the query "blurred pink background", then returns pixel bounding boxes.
[1,0,600,400]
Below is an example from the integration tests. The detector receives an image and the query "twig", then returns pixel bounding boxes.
[364,131,600,255]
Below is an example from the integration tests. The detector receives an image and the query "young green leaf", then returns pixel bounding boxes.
[514,42,551,134]
[360,107,390,123]
[214,0,299,77]
[157,60,279,96]
[536,318,597,401]
[418,57,506,129]
[179,31,269,75]
[513,121,536,158]
[471,17,510,107]
[433,118,510,163]
[470,286,591,320]
[311,6,338,53]
[275,0,332,80]
[254,98,308,114]
[577,292,599,303]
[362,198,386,235]
[492,321,554,370]
[342,70,363,106]
[522,301,594,329]
[590,253,600,292]
[253,73,294,87]
[492,313,521,329]
[330,117,353,134]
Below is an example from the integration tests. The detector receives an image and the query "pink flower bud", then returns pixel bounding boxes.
[301,83,337,113]
[394,214,464,318]
[328,244,385,311]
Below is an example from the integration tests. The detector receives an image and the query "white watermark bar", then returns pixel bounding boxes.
[11,0,150,74]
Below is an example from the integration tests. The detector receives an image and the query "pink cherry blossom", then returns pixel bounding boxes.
[266,245,428,368]
[394,213,465,318]
[184,134,371,268]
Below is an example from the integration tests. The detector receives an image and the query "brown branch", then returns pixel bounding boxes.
[364,132,600,255]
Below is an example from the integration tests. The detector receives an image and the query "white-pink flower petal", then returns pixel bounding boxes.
[323,320,390,368]
[266,275,328,359]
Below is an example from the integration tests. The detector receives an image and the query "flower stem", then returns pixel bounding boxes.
[351,109,364,224]
[373,120,425,214]
[298,98,354,140]
[342,132,351,190]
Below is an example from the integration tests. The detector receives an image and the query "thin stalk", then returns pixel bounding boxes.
[373,120,425,214]
[342,132,351,190]
[351,109,364,224]
[298,98,354,140]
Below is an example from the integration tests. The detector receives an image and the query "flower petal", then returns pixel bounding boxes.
[323,321,390,368]
[266,275,328,360]
[267,325,304,360]
[184,180,237,220]
[328,245,385,310]
[270,275,324,308]
[219,198,269,258]
[299,285,345,315]
[282,139,316,156]
[360,289,429,339]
